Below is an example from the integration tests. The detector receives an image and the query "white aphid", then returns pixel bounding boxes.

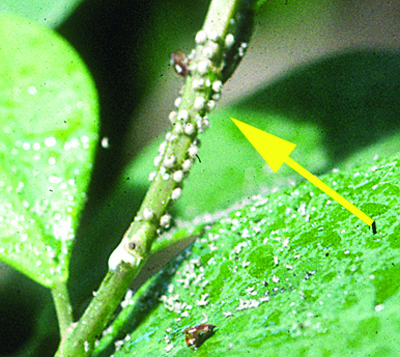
[212,93,221,101]
[174,122,183,134]
[173,170,184,182]
[197,60,209,75]
[204,42,219,58]
[148,171,157,181]
[174,97,182,108]
[143,208,154,221]
[188,62,198,73]
[194,97,206,110]
[206,100,216,111]
[212,80,222,93]
[182,159,192,171]
[168,111,177,124]
[184,123,195,135]
[171,187,182,200]
[154,155,162,167]
[195,30,208,44]
[108,243,137,271]
[192,79,205,90]
[158,141,167,154]
[163,155,176,168]
[188,144,198,158]
[207,31,219,42]
[177,110,189,122]
[160,214,171,228]
[225,34,235,48]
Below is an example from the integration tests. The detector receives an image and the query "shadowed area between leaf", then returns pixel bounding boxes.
[241,49,400,166]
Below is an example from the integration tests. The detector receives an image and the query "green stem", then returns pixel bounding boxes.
[51,282,73,337]
[91,225,205,356]
[56,261,145,356]
[56,0,255,355]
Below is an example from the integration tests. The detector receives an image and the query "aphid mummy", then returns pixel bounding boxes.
[148,171,157,181]
[212,80,222,93]
[174,122,183,134]
[206,100,216,111]
[192,79,205,90]
[174,97,182,108]
[163,155,176,168]
[168,111,177,124]
[188,49,196,60]
[182,159,192,171]
[188,62,198,73]
[225,33,235,48]
[154,155,162,167]
[177,110,189,122]
[204,42,219,59]
[171,50,190,77]
[212,93,221,101]
[207,30,219,42]
[160,214,171,228]
[143,208,154,221]
[158,141,168,154]
[173,170,184,182]
[108,241,139,270]
[171,187,182,200]
[188,144,198,158]
[197,60,210,75]
[184,123,195,135]
[194,97,206,110]
[195,30,208,45]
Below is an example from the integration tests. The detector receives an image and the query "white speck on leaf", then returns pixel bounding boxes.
[44,136,56,147]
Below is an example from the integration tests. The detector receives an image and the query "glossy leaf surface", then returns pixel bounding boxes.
[0,14,98,288]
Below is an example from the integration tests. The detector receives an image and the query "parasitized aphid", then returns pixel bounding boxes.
[184,324,216,349]
[171,50,190,78]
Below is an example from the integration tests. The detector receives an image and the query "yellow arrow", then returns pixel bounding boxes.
[231,117,375,229]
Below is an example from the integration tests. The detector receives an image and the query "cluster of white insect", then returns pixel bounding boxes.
[143,28,234,233]
[109,27,240,270]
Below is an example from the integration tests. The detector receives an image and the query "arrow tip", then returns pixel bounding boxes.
[230,117,296,173]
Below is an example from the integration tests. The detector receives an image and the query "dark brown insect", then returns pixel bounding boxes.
[184,324,216,349]
[171,50,190,77]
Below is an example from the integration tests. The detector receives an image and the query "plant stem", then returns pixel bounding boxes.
[56,0,255,355]
[91,225,204,356]
[51,282,73,337]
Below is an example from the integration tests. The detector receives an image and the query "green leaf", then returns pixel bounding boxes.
[121,50,400,222]
[0,0,85,27]
[113,153,400,356]
[0,13,98,288]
